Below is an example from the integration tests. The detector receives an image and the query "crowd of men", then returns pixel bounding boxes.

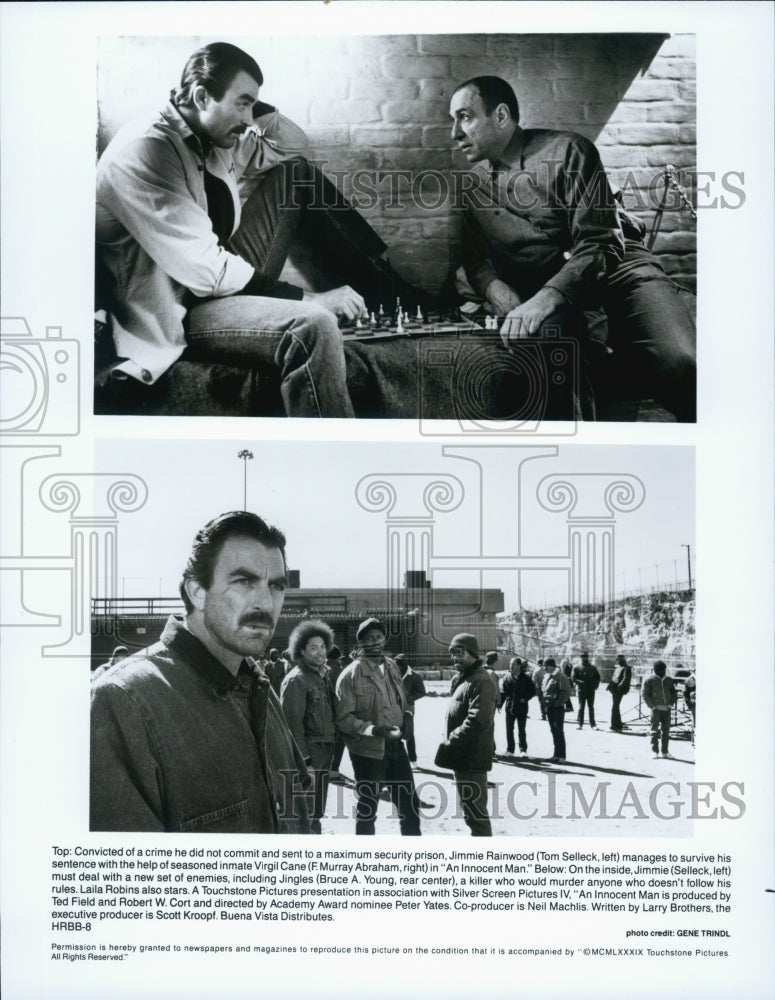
[96,41,696,420]
[91,510,695,838]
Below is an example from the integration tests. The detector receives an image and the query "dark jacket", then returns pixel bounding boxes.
[572,661,601,695]
[280,662,336,760]
[442,660,496,773]
[90,616,311,834]
[501,671,536,714]
[642,673,677,711]
[607,660,632,695]
[400,667,427,710]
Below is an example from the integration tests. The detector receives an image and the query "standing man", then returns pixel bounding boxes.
[501,657,536,757]
[607,653,632,732]
[96,42,430,416]
[572,650,601,729]
[683,668,696,746]
[394,654,427,764]
[642,660,678,759]
[266,647,287,697]
[438,634,496,836]
[334,619,421,835]
[280,620,338,834]
[449,76,696,421]
[90,511,311,833]
[533,658,548,721]
[542,657,572,763]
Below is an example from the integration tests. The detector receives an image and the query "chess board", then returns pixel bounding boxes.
[340,309,494,343]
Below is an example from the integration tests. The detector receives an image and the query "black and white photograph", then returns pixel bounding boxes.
[1,2,774,999]
[87,441,697,837]
[93,31,697,424]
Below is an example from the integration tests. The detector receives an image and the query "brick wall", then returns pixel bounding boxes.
[98,33,696,294]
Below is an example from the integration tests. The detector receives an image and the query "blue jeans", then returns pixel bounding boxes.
[650,708,672,754]
[186,295,353,417]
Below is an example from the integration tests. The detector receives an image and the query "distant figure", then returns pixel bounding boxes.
[572,651,601,729]
[542,658,572,763]
[642,660,678,759]
[484,651,505,714]
[266,647,286,697]
[92,645,130,680]
[394,654,427,763]
[683,668,696,746]
[607,654,632,732]
[501,658,536,756]
[533,659,547,721]
[440,634,496,836]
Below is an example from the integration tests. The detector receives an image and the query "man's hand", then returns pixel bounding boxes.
[499,287,566,347]
[305,286,365,323]
[485,278,522,316]
[373,725,402,741]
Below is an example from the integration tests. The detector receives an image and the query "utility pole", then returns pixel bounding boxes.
[682,543,692,591]
[237,450,254,510]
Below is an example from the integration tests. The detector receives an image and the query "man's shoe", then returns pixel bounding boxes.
[556,757,566,763]
[576,725,583,729]
[504,750,515,757]
[652,752,660,759]
[520,750,528,757]
[591,725,598,730]
[662,752,675,759]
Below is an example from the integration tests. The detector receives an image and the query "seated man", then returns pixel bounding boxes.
[96,41,430,417]
[449,75,696,421]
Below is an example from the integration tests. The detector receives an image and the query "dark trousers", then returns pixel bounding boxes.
[231,158,426,310]
[350,744,421,836]
[610,690,625,731]
[605,246,696,422]
[505,704,529,753]
[331,734,345,772]
[547,706,566,759]
[650,708,671,754]
[453,770,492,837]
[577,690,596,727]
[306,742,334,834]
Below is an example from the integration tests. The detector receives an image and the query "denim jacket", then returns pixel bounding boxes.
[280,662,336,759]
[90,616,311,833]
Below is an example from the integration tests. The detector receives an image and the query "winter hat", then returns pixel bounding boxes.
[448,633,479,657]
[356,617,386,642]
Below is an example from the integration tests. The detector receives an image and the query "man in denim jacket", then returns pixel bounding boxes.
[90,511,311,833]
[281,619,338,833]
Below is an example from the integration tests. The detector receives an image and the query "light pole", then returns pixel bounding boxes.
[681,543,692,591]
[237,450,254,509]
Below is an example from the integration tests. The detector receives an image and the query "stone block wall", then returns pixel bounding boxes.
[98,33,696,294]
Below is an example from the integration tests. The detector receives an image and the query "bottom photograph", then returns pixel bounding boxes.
[89,440,696,837]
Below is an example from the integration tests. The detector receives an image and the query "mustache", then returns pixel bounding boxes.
[239,613,275,628]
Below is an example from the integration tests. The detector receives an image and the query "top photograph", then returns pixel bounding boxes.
[94,33,698,425]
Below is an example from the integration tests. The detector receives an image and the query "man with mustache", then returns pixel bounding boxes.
[96,42,428,417]
[90,511,311,833]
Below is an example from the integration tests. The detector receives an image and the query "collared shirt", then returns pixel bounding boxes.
[90,616,311,833]
[96,102,308,383]
[458,127,627,306]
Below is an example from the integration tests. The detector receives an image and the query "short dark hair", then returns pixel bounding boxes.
[174,42,263,106]
[289,619,334,661]
[485,651,499,666]
[654,659,667,674]
[179,511,286,613]
[454,76,519,123]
